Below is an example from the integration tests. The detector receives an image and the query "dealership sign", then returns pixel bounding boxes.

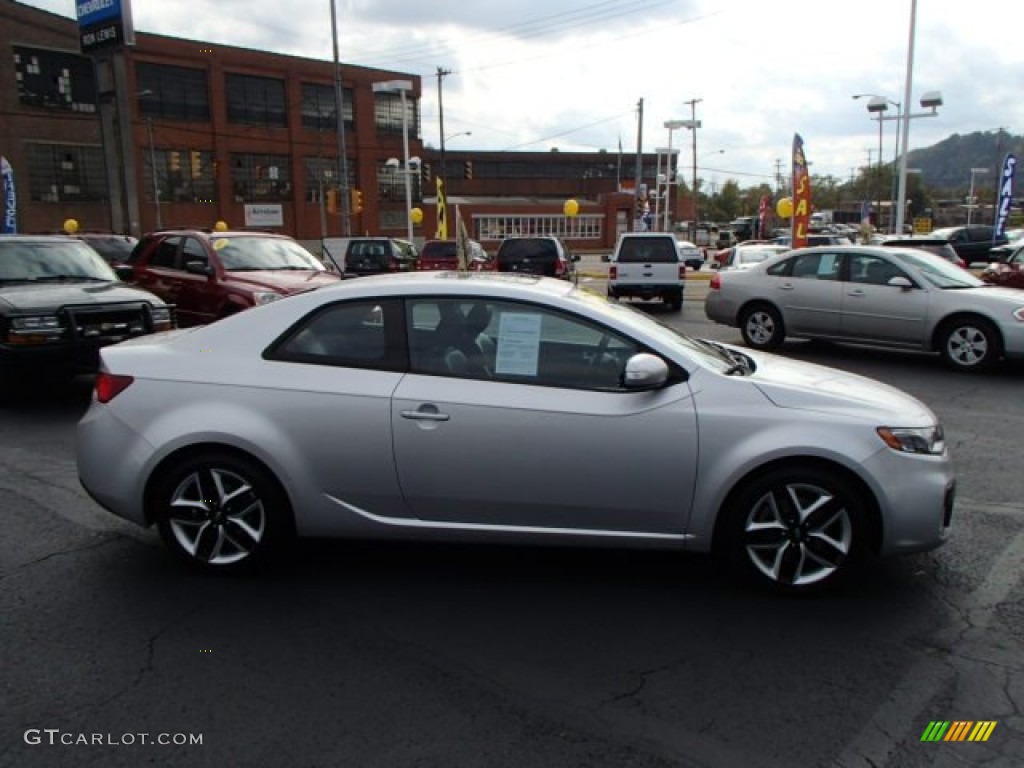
[244,204,284,228]
[77,0,135,53]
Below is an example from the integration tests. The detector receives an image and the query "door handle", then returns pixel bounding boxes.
[778,283,794,291]
[847,289,865,297]
[401,409,450,422]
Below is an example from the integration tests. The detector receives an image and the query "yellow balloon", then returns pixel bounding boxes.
[410,207,424,225]
[776,198,794,219]
[63,218,79,234]
[213,220,229,232]
[563,198,580,217]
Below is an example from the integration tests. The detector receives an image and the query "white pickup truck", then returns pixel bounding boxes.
[606,232,685,311]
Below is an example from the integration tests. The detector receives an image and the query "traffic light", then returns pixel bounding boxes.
[190,150,202,179]
[326,188,338,214]
[464,160,473,180]
[350,188,363,214]
[421,163,432,183]
[169,151,181,173]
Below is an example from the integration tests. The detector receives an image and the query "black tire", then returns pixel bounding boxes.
[666,289,683,312]
[938,316,1002,372]
[740,303,785,350]
[152,451,294,573]
[720,465,867,593]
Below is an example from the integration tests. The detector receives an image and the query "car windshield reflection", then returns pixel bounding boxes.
[0,240,117,282]
[891,249,985,289]
[217,237,325,272]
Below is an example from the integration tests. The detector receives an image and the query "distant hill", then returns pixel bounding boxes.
[906,130,1023,192]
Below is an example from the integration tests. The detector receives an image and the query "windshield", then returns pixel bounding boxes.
[0,240,118,282]
[890,248,985,288]
[569,288,738,373]
[216,237,325,271]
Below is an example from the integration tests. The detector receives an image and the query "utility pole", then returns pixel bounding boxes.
[437,67,451,186]
[775,158,784,194]
[329,0,351,235]
[633,98,643,229]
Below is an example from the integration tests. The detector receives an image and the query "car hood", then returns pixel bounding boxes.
[223,270,340,294]
[957,285,1024,305]
[739,349,935,425]
[0,281,164,310]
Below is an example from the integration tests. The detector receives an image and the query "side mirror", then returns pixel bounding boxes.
[114,264,134,281]
[184,260,213,276]
[888,276,913,290]
[622,353,669,390]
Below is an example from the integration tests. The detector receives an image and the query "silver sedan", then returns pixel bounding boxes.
[705,245,1024,371]
[77,272,955,592]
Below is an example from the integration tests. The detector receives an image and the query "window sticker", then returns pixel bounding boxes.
[495,312,542,376]
[212,238,229,250]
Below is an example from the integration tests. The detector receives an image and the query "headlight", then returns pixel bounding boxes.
[10,315,62,331]
[877,425,945,455]
[149,305,173,330]
[253,291,284,306]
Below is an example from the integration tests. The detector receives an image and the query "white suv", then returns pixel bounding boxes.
[607,233,685,311]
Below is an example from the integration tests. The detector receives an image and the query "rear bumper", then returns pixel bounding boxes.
[609,283,683,299]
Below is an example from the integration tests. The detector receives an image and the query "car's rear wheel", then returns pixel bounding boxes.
[722,466,865,592]
[153,451,293,572]
[938,316,1001,372]
[666,289,683,311]
[740,303,784,350]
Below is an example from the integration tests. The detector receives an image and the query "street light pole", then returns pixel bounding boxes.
[967,167,988,225]
[896,0,918,235]
[682,98,701,240]
[663,120,686,232]
[373,79,415,242]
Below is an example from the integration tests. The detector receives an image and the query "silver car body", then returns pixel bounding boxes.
[721,244,790,271]
[78,273,953,571]
[706,245,1024,361]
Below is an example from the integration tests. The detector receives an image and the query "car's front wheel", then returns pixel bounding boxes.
[938,316,1001,372]
[722,466,867,592]
[740,303,784,350]
[152,451,293,572]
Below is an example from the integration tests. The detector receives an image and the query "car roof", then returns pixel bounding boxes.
[0,234,83,244]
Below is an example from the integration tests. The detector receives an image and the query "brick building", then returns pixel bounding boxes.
[2,0,675,251]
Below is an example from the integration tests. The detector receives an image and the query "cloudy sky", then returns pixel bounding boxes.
[25,0,1024,190]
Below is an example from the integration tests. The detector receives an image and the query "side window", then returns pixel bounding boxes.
[181,238,208,267]
[406,298,642,390]
[849,254,906,286]
[789,252,839,280]
[149,236,182,269]
[267,299,403,370]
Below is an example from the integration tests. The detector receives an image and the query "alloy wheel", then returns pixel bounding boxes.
[945,325,990,368]
[743,482,852,587]
[166,466,266,566]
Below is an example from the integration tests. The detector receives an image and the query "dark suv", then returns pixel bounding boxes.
[879,237,965,268]
[930,225,1008,266]
[495,236,577,281]
[0,235,173,377]
[120,229,340,326]
[322,236,418,277]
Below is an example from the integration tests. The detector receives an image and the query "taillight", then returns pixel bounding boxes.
[679,264,686,279]
[709,274,721,291]
[95,372,134,403]
[388,258,400,272]
[609,265,618,280]
[555,259,566,276]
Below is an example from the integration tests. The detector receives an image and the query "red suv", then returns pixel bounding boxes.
[417,239,494,271]
[119,229,341,326]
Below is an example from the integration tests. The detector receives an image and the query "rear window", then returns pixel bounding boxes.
[616,237,680,264]
[421,242,457,261]
[497,239,559,265]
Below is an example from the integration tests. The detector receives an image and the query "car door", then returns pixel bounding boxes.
[392,297,698,535]
[173,236,220,325]
[839,252,930,344]
[770,251,843,335]
[132,235,187,306]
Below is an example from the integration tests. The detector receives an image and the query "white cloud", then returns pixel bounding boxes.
[25,0,1024,187]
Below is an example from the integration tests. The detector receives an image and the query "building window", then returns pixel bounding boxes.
[25,143,107,202]
[225,73,287,127]
[231,154,291,202]
[373,91,419,138]
[13,46,96,113]
[144,149,216,204]
[376,161,421,203]
[474,215,603,243]
[300,83,354,132]
[304,157,354,204]
[136,62,210,122]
